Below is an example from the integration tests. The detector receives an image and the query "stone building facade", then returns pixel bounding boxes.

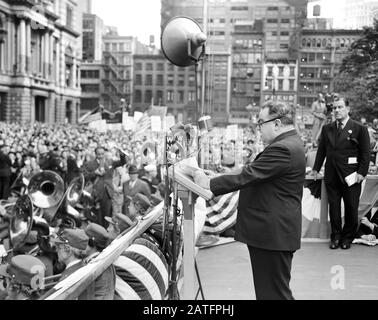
[0,0,82,124]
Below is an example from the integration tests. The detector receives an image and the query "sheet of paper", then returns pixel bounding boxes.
[345,171,357,187]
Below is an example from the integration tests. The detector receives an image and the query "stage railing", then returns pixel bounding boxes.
[41,201,164,300]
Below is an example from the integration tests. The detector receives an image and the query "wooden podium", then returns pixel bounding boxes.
[168,168,213,299]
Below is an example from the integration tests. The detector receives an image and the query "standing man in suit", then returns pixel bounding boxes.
[311,94,370,250]
[82,147,126,227]
[0,145,11,200]
[122,165,151,215]
[194,100,306,300]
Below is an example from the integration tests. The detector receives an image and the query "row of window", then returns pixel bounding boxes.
[299,82,330,93]
[104,42,132,52]
[233,53,262,64]
[300,52,346,64]
[134,90,196,103]
[233,39,263,49]
[135,62,188,72]
[81,70,100,79]
[267,66,296,77]
[266,18,291,24]
[265,79,296,91]
[134,74,196,86]
[299,68,331,79]
[301,37,354,49]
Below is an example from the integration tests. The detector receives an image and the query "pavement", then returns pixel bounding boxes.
[195,240,378,300]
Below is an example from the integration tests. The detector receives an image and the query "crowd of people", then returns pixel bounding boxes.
[0,94,377,300]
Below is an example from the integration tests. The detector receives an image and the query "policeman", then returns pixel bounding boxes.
[50,228,88,280]
[126,193,151,220]
[79,223,115,300]
[0,255,46,300]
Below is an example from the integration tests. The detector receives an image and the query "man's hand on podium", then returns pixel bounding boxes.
[193,169,211,190]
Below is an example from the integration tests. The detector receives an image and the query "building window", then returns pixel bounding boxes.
[135,74,142,85]
[278,66,284,76]
[168,64,174,71]
[157,63,164,71]
[267,67,273,77]
[289,79,295,91]
[188,75,195,86]
[66,5,73,29]
[281,19,290,24]
[280,43,289,49]
[135,63,142,70]
[167,90,174,102]
[267,19,278,23]
[278,79,283,90]
[167,74,174,86]
[156,74,164,86]
[145,74,152,85]
[135,90,142,103]
[178,91,184,103]
[188,91,195,102]
[280,31,290,36]
[146,63,153,70]
[145,90,152,103]
[178,75,185,86]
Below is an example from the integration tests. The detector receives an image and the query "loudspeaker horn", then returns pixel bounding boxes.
[161,16,207,67]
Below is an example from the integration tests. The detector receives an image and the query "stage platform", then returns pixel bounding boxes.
[195,241,378,300]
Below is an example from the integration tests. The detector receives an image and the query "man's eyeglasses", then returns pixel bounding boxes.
[257,117,282,129]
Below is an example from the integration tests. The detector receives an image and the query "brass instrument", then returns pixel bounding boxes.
[8,171,85,250]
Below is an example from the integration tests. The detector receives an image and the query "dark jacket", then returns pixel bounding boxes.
[210,130,306,251]
[82,154,126,200]
[0,152,11,177]
[313,119,370,183]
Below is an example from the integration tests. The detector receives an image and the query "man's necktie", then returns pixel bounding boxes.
[337,121,343,136]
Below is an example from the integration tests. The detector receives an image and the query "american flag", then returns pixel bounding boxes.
[202,191,239,235]
[134,112,151,137]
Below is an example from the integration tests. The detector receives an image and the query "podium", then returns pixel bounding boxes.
[168,168,213,299]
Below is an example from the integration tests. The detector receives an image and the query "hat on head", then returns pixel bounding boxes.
[105,216,131,233]
[50,228,89,250]
[0,255,46,287]
[85,223,109,249]
[144,164,157,172]
[129,193,150,212]
[128,165,139,175]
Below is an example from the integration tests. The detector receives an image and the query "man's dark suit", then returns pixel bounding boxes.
[82,154,126,227]
[122,179,151,215]
[313,119,370,244]
[0,151,11,200]
[210,130,306,300]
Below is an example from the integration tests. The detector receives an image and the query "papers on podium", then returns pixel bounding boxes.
[168,157,214,201]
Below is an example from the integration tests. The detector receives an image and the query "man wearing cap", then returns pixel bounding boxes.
[127,193,151,220]
[50,228,88,280]
[122,165,151,215]
[140,164,160,194]
[105,215,135,241]
[0,255,46,300]
[79,223,115,300]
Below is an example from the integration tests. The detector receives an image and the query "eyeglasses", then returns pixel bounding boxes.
[257,116,282,129]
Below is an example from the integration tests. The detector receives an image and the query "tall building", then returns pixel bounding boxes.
[82,13,104,62]
[298,28,361,113]
[0,0,83,123]
[102,35,136,110]
[160,0,308,125]
[133,53,198,122]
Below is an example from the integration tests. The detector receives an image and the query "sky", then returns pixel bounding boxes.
[92,0,161,46]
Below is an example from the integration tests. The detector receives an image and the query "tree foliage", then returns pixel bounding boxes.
[334,19,378,121]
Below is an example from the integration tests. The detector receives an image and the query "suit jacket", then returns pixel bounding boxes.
[82,154,126,200]
[0,152,11,177]
[313,119,370,184]
[122,178,151,199]
[60,260,85,281]
[78,253,116,300]
[210,130,306,251]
